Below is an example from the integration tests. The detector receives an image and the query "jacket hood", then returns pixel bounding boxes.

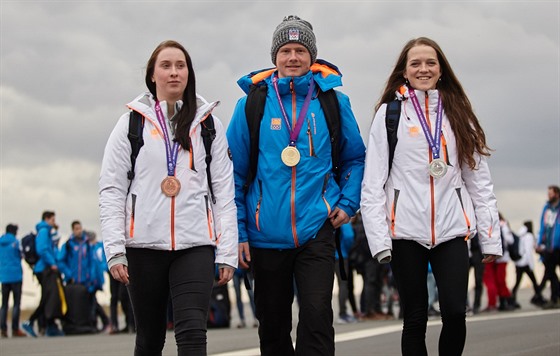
[126,92,219,134]
[35,221,51,233]
[237,59,343,94]
[395,85,439,102]
[0,233,16,246]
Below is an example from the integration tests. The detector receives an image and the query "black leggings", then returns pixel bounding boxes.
[391,237,469,356]
[126,246,215,356]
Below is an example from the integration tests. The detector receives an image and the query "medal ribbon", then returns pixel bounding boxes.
[272,76,315,146]
[408,89,443,160]
[154,100,180,176]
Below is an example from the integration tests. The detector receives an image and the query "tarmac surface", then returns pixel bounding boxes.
[1,288,559,355]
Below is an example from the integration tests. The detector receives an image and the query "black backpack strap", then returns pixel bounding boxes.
[201,115,217,204]
[318,89,341,182]
[385,100,401,175]
[127,111,145,193]
[244,84,268,193]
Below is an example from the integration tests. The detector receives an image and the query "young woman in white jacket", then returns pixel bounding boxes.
[361,37,502,356]
[99,40,237,355]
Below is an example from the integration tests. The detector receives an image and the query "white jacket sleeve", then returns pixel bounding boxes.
[360,105,393,258]
[99,113,131,263]
[208,116,238,269]
[461,154,502,256]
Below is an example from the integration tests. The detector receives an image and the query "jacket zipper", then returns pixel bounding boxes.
[426,92,436,246]
[255,180,263,231]
[290,80,299,247]
[171,195,176,250]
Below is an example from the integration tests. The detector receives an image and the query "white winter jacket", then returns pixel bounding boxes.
[99,92,238,269]
[360,87,502,261]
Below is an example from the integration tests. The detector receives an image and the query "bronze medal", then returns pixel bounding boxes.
[281,146,301,167]
[161,176,181,197]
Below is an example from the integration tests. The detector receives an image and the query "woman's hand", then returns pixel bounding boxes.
[482,254,499,263]
[110,263,129,285]
[217,266,235,286]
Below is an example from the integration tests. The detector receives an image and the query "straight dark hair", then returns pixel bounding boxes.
[376,37,491,170]
[145,40,197,150]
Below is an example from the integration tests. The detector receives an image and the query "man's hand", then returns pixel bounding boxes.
[329,207,350,229]
[238,242,251,270]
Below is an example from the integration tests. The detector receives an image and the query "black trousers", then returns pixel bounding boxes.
[251,220,336,356]
[391,237,469,356]
[126,246,215,356]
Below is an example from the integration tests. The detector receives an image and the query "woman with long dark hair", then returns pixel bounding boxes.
[361,37,502,355]
[99,40,237,355]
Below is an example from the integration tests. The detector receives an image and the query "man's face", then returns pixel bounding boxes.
[46,215,56,228]
[548,188,559,203]
[72,223,83,238]
[275,43,312,78]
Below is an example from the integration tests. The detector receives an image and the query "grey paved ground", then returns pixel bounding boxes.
[1,288,558,355]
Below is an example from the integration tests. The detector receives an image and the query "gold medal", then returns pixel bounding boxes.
[281,146,301,167]
[161,176,181,197]
[429,158,447,179]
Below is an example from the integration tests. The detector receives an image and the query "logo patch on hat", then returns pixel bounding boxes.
[288,28,300,40]
[271,118,282,130]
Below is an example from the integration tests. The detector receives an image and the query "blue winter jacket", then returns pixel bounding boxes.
[57,234,101,292]
[335,222,355,260]
[227,61,366,249]
[0,233,23,283]
[34,221,57,274]
[538,201,560,251]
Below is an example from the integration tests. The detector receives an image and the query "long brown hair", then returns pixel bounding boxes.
[376,37,491,169]
[145,40,197,150]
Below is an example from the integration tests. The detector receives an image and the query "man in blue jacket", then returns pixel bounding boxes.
[57,221,101,332]
[0,224,26,337]
[537,185,560,309]
[22,211,64,337]
[227,15,365,356]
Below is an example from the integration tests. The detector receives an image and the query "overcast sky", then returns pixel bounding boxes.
[1,1,559,240]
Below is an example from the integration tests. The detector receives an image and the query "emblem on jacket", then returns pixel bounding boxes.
[271,118,282,130]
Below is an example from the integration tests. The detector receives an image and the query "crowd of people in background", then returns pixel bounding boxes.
[1,185,557,339]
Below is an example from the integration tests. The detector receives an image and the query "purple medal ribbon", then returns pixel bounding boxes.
[154,100,180,176]
[408,89,444,160]
[272,75,315,146]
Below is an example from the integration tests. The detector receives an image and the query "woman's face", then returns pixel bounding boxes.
[152,47,188,103]
[404,45,441,91]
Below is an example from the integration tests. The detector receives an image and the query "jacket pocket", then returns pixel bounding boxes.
[129,194,137,238]
[307,119,316,157]
[254,180,263,231]
[454,188,471,238]
[321,173,332,215]
[390,189,400,237]
[204,195,214,241]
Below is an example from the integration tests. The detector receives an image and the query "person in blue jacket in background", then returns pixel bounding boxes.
[57,221,103,331]
[0,224,27,338]
[227,15,365,356]
[22,211,65,337]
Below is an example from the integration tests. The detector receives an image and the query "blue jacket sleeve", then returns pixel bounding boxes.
[334,92,366,217]
[36,229,56,268]
[57,242,71,282]
[226,97,251,243]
